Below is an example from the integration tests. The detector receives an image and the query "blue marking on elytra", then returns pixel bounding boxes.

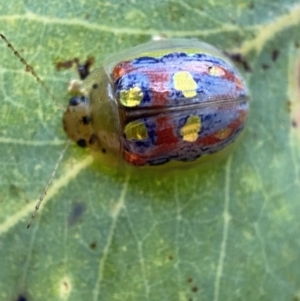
[116,72,151,104]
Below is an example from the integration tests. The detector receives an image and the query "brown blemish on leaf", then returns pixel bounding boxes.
[272,49,280,62]
[261,64,270,70]
[59,277,72,298]
[89,241,97,250]
[191,286,198,292]
[56,57,95,80]
[225,52,252,72]
[56,59,75,70]
[187,277,193,283]
[249,2,254,9]
[168,255,174,260]
[68,202,86,226]
[10,184,21,197]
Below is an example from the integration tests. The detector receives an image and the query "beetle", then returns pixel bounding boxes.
[63,38,249,167]
[0,35,249,226]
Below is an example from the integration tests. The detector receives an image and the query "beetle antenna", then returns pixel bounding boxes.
[0,33,63,109]
[27,140,71,228]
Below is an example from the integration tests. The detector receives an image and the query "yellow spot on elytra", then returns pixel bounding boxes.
[215,128,232,140]
[120,86,143,107]
[208,65,226,77]
[173,71,197,98]
[124,120,148,140]
[180,115,201,142]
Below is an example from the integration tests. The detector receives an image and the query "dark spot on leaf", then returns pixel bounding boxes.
[92,83,98,89]
[68,203,86,226]
[60,278,71,295]
[168,255,173,260]
[76,57,95,80]
[249,2,254,9]
[101,148,107,154]
[15,295,27,301]
[292,120,297,128]
[10,184,20,197]
[191,286,198,292]
[295,41,300,48]
[63,281,69,290]
[89,241,97,250]
[261,64,270,70]
[272,49,280,62]
[56,57,95,79]
[187,277,193,283]
[225,52,252,72]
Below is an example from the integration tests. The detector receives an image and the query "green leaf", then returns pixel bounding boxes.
[1,1,300,300]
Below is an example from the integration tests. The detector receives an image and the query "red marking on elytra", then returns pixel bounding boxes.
[155,116,179,146]
[112,63,127,80]
[124,151,147,166]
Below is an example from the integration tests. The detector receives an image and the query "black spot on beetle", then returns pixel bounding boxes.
[82,115,91,125]
[89,134,98,145]
[77,139,87,147]
[272,49,280,62]
[69,96,80,106]
[92,83,98,89]
[80,96,87,103]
